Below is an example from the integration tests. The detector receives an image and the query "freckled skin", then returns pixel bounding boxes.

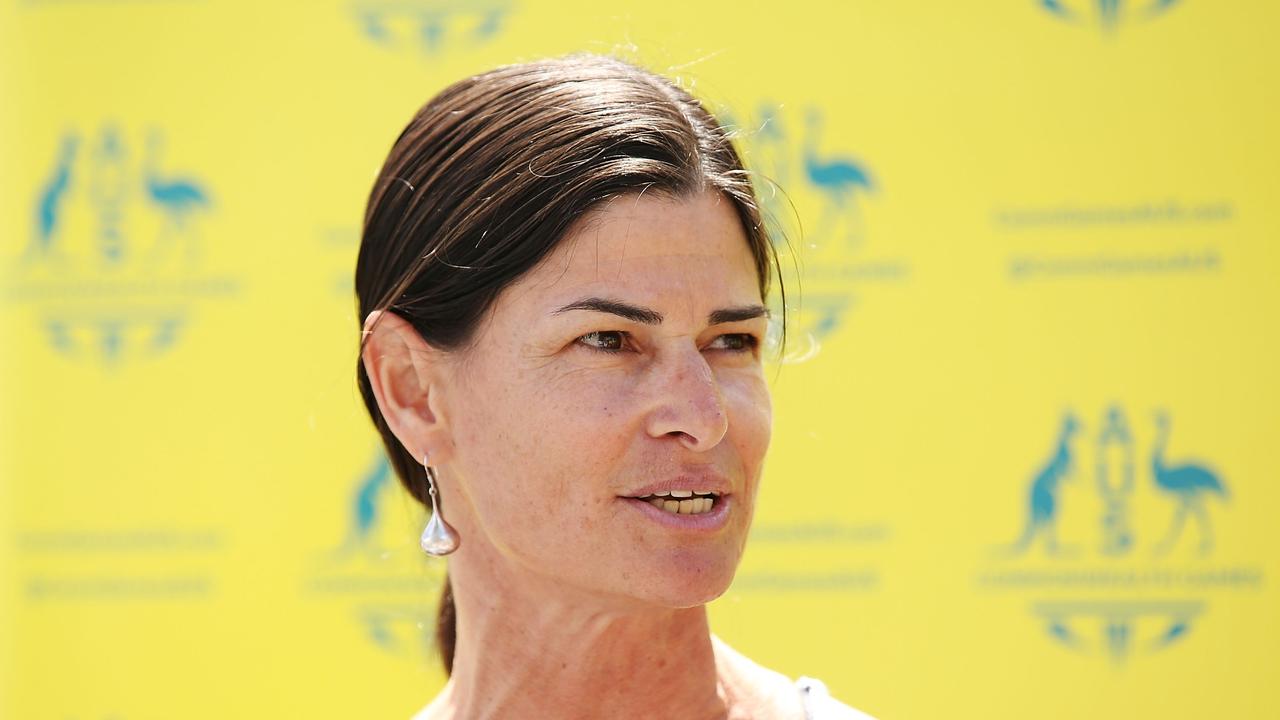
[437,188,773,610]
[364,188,797,719]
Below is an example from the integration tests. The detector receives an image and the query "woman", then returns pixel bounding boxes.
[356,52,875,720]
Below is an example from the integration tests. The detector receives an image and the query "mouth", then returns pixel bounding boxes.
[618,490,732,532]
[629,490,723,516]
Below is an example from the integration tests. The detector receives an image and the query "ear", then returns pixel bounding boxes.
[360,309,455,465]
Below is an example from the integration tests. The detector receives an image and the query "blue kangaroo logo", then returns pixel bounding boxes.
[25,132,79,266]
[1007,413,1080,556]
[1151,410,1228,556]
[325,452,395,563]
[803,108,874,248]
[318,453,440,654]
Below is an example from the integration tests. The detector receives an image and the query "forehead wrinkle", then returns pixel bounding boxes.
[621,185,656,272]
[553,189,754,318]
[541,215,597,294]
[674,260,700,330]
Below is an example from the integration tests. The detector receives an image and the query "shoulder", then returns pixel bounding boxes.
[710,635,807,719]
[408,684,451,720]
[795,676,879,720]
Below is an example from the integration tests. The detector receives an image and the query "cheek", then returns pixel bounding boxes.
[726,374,772,466]
[454,367,630,535]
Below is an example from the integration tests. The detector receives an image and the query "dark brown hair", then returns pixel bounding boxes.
[354,52,787,675]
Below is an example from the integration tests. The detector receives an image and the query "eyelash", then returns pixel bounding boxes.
[576,331,760,354]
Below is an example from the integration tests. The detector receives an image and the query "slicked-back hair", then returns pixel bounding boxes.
[354,52,786,675]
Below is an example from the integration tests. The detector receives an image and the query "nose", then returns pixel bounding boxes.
[644,346,729,452]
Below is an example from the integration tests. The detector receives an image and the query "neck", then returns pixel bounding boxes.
[428,552,741,720]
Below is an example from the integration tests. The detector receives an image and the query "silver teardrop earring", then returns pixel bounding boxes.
[419,452,460,556]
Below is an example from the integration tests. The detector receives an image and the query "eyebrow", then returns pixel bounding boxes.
[552,297,770,326]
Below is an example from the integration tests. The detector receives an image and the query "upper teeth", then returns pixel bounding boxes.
[634,490,721,515]
[648,490,716,498]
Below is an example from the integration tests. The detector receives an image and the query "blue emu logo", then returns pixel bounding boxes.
[351,0,512,55]
[1039,0,1181,30]
[995,406,1233,662]
[802,107,875,249]
[1150,410,1228,554]
[732,103,876,250]
[724,102,887,345]
[12,125,231,367]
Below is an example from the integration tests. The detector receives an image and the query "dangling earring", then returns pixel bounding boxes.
[419,452,460,556]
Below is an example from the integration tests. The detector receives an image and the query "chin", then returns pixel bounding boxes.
[630,546,742,608]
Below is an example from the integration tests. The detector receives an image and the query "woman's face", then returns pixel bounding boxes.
[437,188,773,609]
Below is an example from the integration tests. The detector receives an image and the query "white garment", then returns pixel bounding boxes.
[795,676,878,720]
[411,675,877,719]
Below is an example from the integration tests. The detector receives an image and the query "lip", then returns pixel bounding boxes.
[623,472,733,498]
[620,493,733,532]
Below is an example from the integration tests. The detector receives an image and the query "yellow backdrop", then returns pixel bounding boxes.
[3,1,1277,718]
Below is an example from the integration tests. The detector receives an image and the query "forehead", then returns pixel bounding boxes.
[519,188,760,303]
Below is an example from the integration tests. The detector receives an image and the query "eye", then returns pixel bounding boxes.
[707,333,760,353]
[576,330,628,353]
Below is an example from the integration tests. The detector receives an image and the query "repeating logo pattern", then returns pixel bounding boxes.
[979,406,1261,663]
[725,102,909,350]
[304,451,441,657]
[1039,0,1181,30]
[7,126,239,368]
[351,0,513,55]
